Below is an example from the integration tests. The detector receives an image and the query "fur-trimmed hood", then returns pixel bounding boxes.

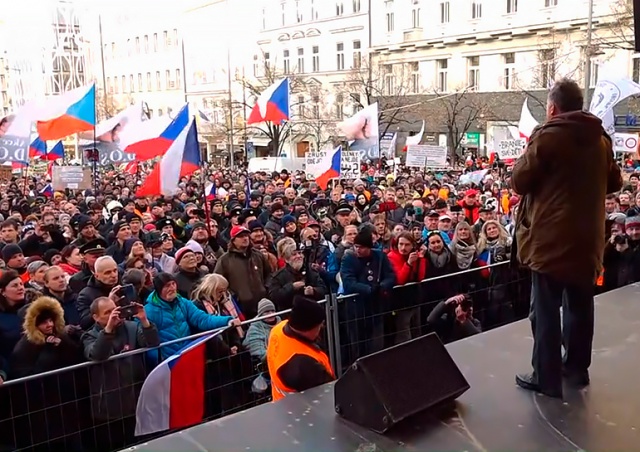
[23,296,65,345]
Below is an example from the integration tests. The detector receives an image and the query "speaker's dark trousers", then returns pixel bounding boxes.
[529,271,594,393]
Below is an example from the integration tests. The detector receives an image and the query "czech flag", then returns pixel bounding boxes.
[124,104,190,160]
[402,120,425,152]
[247,79,290,125]
[316,145,342,190]
[204,182,216,200]
[29,137,47,159]
[134,331,222,436]
[39,183,53,198]
[123,161,139,175]
[44,141,64,160]
[136,114,201,197]
[36,84,96,141]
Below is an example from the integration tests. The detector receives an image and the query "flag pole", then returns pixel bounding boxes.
[200,158,212,237]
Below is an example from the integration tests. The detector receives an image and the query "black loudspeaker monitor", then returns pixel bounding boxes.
[334,333,470,433]
[635,0,640,52]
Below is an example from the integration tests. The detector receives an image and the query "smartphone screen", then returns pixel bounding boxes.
[119,284,136,303]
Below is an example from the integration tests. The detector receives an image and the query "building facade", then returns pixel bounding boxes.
[96,4,185,120]
[253,0,371,157]
[369,0,636,155]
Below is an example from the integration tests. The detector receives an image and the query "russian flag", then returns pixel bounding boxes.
[136,115,201,197]
[247,79,290,125]
[124,104,190,160]
[316,145,342,190]
[134,331,222,436]
[40,183,53,198]
[36,84,96,141]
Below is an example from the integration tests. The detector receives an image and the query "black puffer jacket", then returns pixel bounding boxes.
[76,276,119,330]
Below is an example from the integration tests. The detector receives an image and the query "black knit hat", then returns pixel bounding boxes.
[354,229,374,248]
[289,296,325,331]
[153,272,177,294]
[2,244,23,262]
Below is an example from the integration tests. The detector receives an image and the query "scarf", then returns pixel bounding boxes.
[486,238,509,263]
[453,240,476,270]
[203,294,245,338]
[428,249,450,268]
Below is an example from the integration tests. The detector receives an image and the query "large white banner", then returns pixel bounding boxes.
[305,150,328,179]
[496,139,526,159]
[589,77,640,135]
[613,133,639,154]
[406,145,447,168]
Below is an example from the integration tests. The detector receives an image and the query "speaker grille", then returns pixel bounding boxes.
[359,334,469,422]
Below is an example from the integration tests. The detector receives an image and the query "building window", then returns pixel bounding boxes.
[312,93,320,119]
[506,0,517,13]
[297,48,305,73]
[264,52,271,71]
[412,6,421,28]
[337,43,345,70]
[471,1,482,19]
[336,93,344,120]
[386,12,394,32]
[503,53,515,89]
[262,8,266,29]
[284,50,290,74]
[311,0,318,19]
[467,56,480,90]
[176,69,181,89]
[633,58,640,83]
[312,46,320,72]
[130,74,134,91]
[281,3,286,26]
[144,35,149,53]
[352,40,362,68]
[156,71,161,90]
[135,37,140,54]
[296,0,303,22]
[107,77,112,94]
[539,49,555,88]
[409,62,420,94]
[163,31,169,48]
[437,59,448,92]
[353,0,361,13]
[544,0,558,6]
[253,54,259,77]
[384,65,395,95]
[352,93,361,114]
[165,70,171,88]
[173,29,178,46]
[146,72,151,91]
[440,1,450,23]
[298,95,306,117]
[153,33,158,51]
[138,73,142,92]
[589,59,599,88]
[336,1,344,16]
[158,109,163,116]
[126,39,131,57]
[121,75,126,93]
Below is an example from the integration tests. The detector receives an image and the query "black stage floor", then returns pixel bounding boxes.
[127,284,640,451]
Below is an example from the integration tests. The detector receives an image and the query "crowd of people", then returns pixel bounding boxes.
[0,141,634,450]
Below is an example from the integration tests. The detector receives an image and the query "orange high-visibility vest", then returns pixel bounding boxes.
[266,320,334,402]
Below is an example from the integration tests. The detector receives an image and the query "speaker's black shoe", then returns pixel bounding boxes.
[563,370,590,387]
[515,373,563,399]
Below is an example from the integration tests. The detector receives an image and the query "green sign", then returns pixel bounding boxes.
[465,132,480,146]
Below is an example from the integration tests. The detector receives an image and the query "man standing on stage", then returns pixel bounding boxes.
[512,78,622,398]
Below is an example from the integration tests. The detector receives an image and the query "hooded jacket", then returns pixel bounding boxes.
[512,111,623,283]
[10,296,81,378]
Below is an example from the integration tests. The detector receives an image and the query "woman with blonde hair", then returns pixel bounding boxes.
[449,221,477,271]
[276,237,296,269]
[191,274,245,347]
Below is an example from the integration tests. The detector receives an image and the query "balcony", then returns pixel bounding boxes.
[403,28,423,43]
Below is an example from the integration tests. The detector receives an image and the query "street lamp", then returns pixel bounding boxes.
[583,0,594,109]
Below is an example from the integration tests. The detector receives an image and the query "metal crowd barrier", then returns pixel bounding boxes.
[0,265,531,451]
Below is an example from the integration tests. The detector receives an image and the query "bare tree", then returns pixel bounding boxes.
[595,0,634,51]
[240,52,306,156]
[342,57,411,136]
[428,87,497,161]
[294,86,340,152]
[95,89,121,121]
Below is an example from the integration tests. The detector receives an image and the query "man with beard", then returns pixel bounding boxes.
[215,226,271,318]
[267,241,326,311]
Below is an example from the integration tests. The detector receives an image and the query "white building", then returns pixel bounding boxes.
[368,0,635,154]
[96,4,185,119]
[254,0,371,157]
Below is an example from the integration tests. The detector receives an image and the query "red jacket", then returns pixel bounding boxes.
[458,200,480,224]
[387,249,427,285]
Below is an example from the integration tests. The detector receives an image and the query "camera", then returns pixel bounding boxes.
[192,209,206,218]
[613,234,629,246]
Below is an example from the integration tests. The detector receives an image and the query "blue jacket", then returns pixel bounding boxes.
[144,291,232,359]
[340,249,396,296]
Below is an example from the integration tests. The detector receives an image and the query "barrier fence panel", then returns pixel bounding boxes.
[332,263,531,375]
